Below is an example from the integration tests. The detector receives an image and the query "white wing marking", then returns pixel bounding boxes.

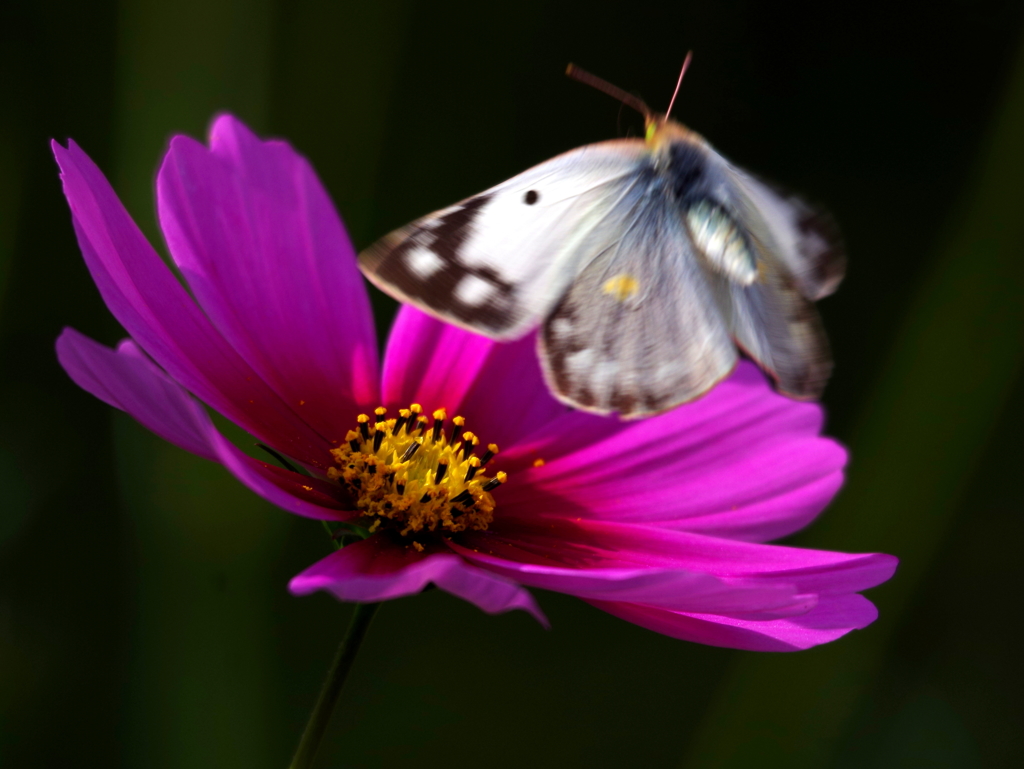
[406,245,445,279]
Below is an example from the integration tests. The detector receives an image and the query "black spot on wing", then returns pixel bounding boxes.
[372,194,518,333]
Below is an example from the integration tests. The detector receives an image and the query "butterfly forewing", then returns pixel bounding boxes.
[359,140,648,340]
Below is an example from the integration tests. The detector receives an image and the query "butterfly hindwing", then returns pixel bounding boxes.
[725,169,846,301]
[539,186,738,418]
[359,140,648,340]
[696,161,840,399]
[711,262,832,400]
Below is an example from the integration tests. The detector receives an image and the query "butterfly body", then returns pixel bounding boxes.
[360,112,843,419]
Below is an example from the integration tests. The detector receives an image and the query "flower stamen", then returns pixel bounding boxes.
[461,431,478,459]
[480,443,498,466]
[394,409,410,435]
[328,405,507,537]
[431,408,446,443]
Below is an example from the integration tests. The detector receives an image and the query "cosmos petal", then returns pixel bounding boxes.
[289,535,547,624]
[590,593,880,652]
[51,139,332,468]
[447,540,815,617]
[157,116,380,440]
[463,519,897,595]
[56,328,349,520]
[58,327,217,461]
[500,362,847,541]
[381,307,567,449]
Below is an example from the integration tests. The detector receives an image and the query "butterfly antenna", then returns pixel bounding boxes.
[664,51,693,119]
[565,64,650,117]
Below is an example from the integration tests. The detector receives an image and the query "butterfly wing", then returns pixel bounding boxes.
[539,188,738,418]
[708,164,844,399]
[725,169,846,301]
[358,140,649,340]
[710,261,832,400]
[361,124,843,413]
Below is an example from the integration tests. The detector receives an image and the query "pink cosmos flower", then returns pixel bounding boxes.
[53,115,896,652]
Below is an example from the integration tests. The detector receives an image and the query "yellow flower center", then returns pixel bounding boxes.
[328,404,507,545]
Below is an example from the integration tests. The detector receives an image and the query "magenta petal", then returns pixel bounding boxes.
[573,522,898,595]
[201,425,353,521]
[448,540,815,617]
[52,139,332,468]
[157,116,379,439]
[382,307,495,412]
[56,328,348,521]
[464,520,897,596]
[57,327,217,461]
[502,362,847,542]
[591,593,880,651]
[451,333,571,451]
[381,307,567,449]
[290,536,546,624]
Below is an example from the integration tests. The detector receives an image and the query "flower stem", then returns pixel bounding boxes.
[288,602,381,769]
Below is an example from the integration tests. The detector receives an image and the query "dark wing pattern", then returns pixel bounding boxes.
[359,141,648,340]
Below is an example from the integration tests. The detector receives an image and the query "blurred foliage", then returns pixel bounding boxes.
[1,1,1023,767]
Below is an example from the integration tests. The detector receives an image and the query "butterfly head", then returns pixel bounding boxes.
[644,114,704,152]
[567,53,697,152]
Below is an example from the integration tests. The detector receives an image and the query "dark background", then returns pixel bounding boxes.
[3,0,1024,766]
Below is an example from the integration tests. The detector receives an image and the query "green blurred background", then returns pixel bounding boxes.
[3,0,1024,766]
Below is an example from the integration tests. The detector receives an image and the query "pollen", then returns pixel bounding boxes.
[601,273,641,302]
[327,405,507,538]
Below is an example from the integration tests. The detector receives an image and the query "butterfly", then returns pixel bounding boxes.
[359,56,844,419]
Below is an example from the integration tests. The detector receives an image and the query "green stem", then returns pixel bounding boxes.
[288,602,381,769]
